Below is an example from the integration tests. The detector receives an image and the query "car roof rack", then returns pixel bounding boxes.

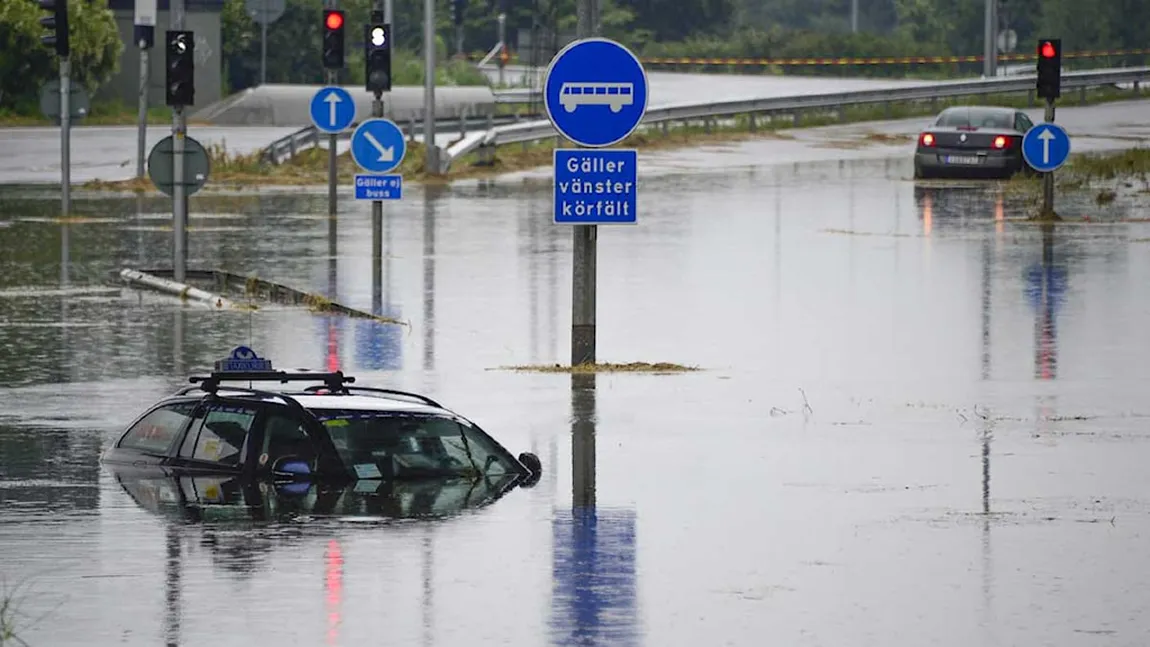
[300,384,445,409]
[174,384,309,410]
[183,370,353,395]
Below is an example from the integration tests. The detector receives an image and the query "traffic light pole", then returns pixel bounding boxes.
[172,0,187,283]
[60,57,71,215]
[325,0,338,219]
[1042,97,1055,217]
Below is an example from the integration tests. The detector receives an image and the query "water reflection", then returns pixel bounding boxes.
[550,373,640,646]
[423,188,439,372]
[1027,224,1067,379]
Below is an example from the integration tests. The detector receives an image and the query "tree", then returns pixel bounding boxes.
[0,0,122,111]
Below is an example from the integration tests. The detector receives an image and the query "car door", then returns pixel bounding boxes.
[174,398,267,476]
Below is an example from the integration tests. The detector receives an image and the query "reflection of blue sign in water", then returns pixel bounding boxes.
[544,38,649,148]
[351,118,407,174]
[215,346,273,372]
[1024,264,1068,313]
[309,86,356,134]
[554,149,638,225]
[550,508,638,646]
[1022,123,1071,173]
[355,309,403,370]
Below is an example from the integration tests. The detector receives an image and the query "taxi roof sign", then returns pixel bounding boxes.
[215,346,273,372]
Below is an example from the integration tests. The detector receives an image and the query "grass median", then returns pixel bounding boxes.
[80,83,1148,193]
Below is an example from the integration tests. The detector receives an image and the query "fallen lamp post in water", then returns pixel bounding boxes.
[117,268,406,324]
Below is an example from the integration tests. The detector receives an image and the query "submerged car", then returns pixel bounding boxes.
[913,106,1037,180]
[101,347,543,487]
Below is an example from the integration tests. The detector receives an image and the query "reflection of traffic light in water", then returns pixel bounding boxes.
[325,540,343,645]
[327,318,340,373]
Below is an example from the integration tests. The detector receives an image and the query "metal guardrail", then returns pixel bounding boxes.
[262,111,543,165]
[493,88,542,103]
[444,67,1150,171]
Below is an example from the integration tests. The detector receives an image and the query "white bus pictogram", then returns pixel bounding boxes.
[559,82,634,113]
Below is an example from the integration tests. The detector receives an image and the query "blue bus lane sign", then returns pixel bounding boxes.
[354,174,402,200]
[554,148,637,225]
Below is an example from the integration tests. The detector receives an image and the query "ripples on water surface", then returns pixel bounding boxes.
[1,156,1150,646]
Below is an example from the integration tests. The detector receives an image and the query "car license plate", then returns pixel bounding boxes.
[945,155,982,165]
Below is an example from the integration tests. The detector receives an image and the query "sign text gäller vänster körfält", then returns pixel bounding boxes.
[554,149,637,224]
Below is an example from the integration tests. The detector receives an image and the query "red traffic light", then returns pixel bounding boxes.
[1040,41,1056,58]
[325,10,344,30]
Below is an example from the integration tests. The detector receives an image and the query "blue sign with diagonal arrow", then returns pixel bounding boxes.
[309,86,356,134]
[350,118,406,174]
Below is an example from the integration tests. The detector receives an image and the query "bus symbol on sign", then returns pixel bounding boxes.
[560,82,635,113]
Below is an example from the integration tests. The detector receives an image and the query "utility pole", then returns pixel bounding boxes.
[850,0,858,33]
[497,12,506,86]
[983,0,998,77]
[423,0,438,173]
[570,0,599,366]
[38,0,71,214]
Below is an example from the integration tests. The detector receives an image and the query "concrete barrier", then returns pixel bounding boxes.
[192,84,499,127]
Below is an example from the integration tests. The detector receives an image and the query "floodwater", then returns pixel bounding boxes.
[2,149,1150,646]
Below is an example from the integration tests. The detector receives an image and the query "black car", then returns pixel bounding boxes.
[913,106,1037,180]
[100,347,543,487]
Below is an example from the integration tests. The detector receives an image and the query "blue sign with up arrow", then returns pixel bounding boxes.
[1022,123,1071,173]
[309,86,356,134]
[544,38,649,148]
[351,118,406,175]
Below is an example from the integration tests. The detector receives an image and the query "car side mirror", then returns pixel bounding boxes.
[517,451,542,488]
[272,456,311,479]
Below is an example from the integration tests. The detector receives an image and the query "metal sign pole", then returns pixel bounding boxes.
[135,0,155,180]
[570,0,599,366]
[60,57,71,215]
[1042,97,1055,216]
[137,47,150,179]
[172,0,187,282]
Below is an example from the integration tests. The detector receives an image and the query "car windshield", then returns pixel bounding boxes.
[935,108,1013,129]
[309,409,519,479]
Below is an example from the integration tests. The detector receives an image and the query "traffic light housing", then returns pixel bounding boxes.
[166,30,195,107]
[1036,38,1062,100]
[451,0,465,26]
[38,0,69,58]
[322,9,345,69]
[365,22,392,94]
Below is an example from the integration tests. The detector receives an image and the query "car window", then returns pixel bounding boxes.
[183,403,259,466]
[1017,113,1034,131]
[259,413,319,470]
[118,402,197,454]
[311,410,517,479]
[935,109,1013,129]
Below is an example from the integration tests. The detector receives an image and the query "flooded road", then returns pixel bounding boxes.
[2,149,1150,646]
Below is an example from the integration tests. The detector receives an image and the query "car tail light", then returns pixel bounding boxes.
[992,136,1008,149]
[920,132,935,147]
